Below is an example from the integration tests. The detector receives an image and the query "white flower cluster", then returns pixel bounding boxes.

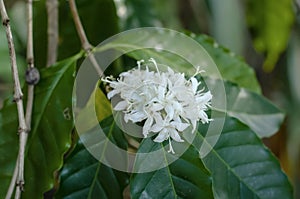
[102,58,212,153]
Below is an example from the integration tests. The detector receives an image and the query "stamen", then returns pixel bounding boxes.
[194,66,205,76]
[167,138,175,154]
[149,58,160,75]
[137,59,144,70]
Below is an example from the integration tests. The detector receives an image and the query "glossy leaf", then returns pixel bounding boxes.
[122,0,181,30]
[56,116,129,199]
[193,34,261,93]
[97,29,261,93]
[246,0,294,71]
[130,139,213,199]
[194,116,293,198]
[76,81,112,132]
[0,54,81,198]
[206,78,284,138]
[0,100,19,197]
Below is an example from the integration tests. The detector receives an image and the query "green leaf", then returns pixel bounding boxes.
[0,101,19,197]
[0,24,26,85]
[194,116,293,198]
[246,0,295,71]
[0,54,81,198]
[130,139,213,199]
[122,0,181,30]
[96,29,261,93]
[124,0,161,29]
[206,78,284,138]
[193,34,261,93]
[56,116,129,199]
[76,81,112,132]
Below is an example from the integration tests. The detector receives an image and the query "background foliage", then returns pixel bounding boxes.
[0,0,299,198]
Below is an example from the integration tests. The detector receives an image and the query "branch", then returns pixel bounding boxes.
[46,0,58,66]
[69,0,103,77]
[25,0,39,129]
[0,0,27,198]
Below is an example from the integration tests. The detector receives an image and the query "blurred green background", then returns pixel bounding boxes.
[0,0,299,197]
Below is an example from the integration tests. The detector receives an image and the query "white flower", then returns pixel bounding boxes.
[102,58,212,153]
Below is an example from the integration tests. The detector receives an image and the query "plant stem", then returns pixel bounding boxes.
[5,158,18,199]
[69,0,103,77]
[46,0,58,66]
[0,0,27,198]
[25,0,36,128]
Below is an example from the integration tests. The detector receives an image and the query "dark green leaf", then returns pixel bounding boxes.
[124,0,161,29]
[0,54,81,198]
[56,116,129,199]
[96,29,261,93]
[194,116,293,198]
[206,78,284,138]
[246,0,294,71]
[0,25,26,86]
[0,100,19,197]
[130,139,213,199]
[193,34,261,93]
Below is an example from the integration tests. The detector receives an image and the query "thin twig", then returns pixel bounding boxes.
[27,0,34,69]
[15,0,37,197]
[4,0,37,198]
[25,0,36,128]
[69,0,103,77]
[46,0,58,66]
[0,0,27,198]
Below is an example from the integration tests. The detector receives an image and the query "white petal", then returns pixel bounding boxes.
[172,122,190,132]
[128,111,146,122]
[197,91,212,104]
[107,89,119,99]
[190,77,199,93]
[124,114,130,123]
[170,129,184,142]
[151,103,164,112]
[143,117,153,137]
[150,123,164,133]
[165,104,174,121]
[114,101,128,111]
[153,131,169,142]
[191,120,197,132]
[153,113,163,124]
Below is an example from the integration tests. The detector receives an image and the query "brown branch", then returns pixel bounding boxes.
[46,0,58,66]
[3,0,39,198]
[69,0,103,77]
[0,0,27,198]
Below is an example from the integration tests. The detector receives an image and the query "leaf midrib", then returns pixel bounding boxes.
[27,56,78,153]
[87,120,116,199]
[195,129,262,198]
[161,142,178,198]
